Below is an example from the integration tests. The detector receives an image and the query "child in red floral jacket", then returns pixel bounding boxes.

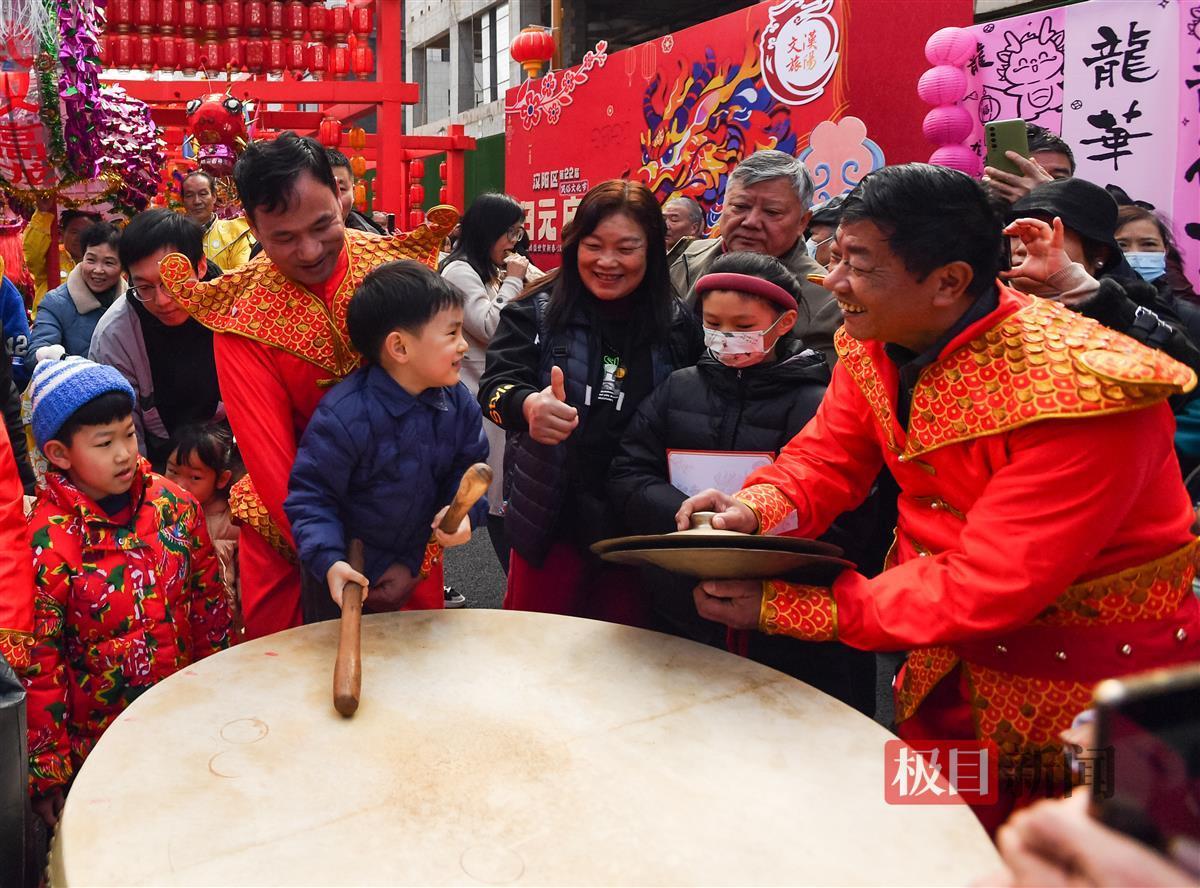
[22,357,231,827]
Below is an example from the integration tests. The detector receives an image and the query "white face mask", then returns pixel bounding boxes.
[806,234,833,259]
[703,314,786,366]
[1124,251,1167,283]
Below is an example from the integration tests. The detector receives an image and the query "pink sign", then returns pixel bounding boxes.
[1177,3,1200,290]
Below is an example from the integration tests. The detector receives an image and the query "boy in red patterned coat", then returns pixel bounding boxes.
[678,165,1200,830]
[22,357,230,826]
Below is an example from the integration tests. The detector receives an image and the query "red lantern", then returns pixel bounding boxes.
[409,159,424,179]
[267,38,285,75]
[156,35,180,68]
[510,25,555,79]
[135,33,156,70]
[318,115,342,148]
[266,0,285,37]
[328,4,350,40]
[439,185,448,204]
[222,0,243,36]
[307,40,328,76]
[409,184,424,204]
[133,0,155,31]
[244,37,265,73]
[179,36,200,73]
[200,0,222,36]
[286,0,307,38]
[409,210,424,229]
[158,0,181,33]
[330,42,350,80]
[347,126,366,152]
[112,33,134,68]
[109,0,133,32]
[350,40,373,78]
[353,182,367,212]
[285,39,306,76]
[438,161,447,181]
[349,155,367,178]
[224,36,245,70]
[350,2,373,36]
[200,38,223,70]
[243,0,266,35]
[307,2,327,39]
[179,0,200,35]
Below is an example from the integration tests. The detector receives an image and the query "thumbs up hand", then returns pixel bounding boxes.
[522,365,580,445]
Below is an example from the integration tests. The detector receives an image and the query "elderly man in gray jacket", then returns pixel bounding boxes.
[669,150,841,365]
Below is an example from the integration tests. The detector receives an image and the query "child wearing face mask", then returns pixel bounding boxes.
[608,251,876,713]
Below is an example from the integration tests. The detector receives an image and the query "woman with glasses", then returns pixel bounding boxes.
[440,193,532,573]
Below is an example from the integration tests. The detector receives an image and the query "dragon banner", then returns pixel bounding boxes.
[504,0,970,265]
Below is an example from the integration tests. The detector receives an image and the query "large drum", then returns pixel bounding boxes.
[52,611,998,885]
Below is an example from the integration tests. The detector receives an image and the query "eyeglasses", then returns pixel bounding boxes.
[506,225,525,241]
[126,284,158,303]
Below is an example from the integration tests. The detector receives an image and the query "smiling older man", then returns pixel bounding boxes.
[669,150,841,364]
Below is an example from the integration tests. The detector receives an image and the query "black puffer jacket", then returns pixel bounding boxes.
[609,340,828,534]
[608,340,876,714]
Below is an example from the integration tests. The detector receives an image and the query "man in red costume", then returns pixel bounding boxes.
[160,133,456,638]
[679,164,1200,829]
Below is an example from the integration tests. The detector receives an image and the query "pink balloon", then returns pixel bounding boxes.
[922,105,974,146]
[925,27,976,67]
[930,144,981,176]
[917,65,968,106]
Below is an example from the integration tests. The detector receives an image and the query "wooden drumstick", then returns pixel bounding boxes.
[437,463,493,535]
[333,539,366,718]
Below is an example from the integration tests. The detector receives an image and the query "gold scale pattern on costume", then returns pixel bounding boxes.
[759,580,837,641]
[158,207,459,374]
[835,295,1196,460]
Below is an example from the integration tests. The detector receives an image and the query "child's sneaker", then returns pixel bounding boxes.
[443,585,466,608]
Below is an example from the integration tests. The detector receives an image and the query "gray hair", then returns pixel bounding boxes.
[729,150,814,207]
[663,195,704,226]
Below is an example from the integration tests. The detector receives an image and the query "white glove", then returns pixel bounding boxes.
[34,344,66,363]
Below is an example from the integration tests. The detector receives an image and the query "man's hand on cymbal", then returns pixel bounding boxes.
[675,488,759,532]
[693,579,763,630]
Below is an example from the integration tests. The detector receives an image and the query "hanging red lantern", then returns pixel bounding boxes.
[158,0,181,33]
[328,4,350,41]
[222,0,242,36]
[350,39,373,78]
[350,1,373,36]
[135,33,155,70]
[244,37,266,73]
[439,185,448,204]
[243,0,266,35]
[112,33,134,68]
[347,126,367,152]
[307,2,327,40]
[200,37,223,70]
[224,35,245,70]
[409,183,424,205]
[308,40,328,76]
[200,0,222,36]
[409,210,424,229]
[330,42,350,80]
[266,0,285,37]
[133,0,155,31]
[318,115,342,148]
[267,38,285,75]
[510,25,555,79]
[286,0,307,38]
[438,161,447,181]
[285,39,306,76]
[179,0,200,35]
[179,36,200,73]
[349,155,367,178]
[109,0,134,32]
[353,182,367,212]
[409,159,424,179]
[156,35,180,68]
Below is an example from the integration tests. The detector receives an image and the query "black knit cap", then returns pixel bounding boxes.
[1010,178,1120,252]
[810,195,845,226]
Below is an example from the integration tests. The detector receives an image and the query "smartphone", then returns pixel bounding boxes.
[984,118,1030,177]
[1092,665,1200,868]
[386,212,396,234]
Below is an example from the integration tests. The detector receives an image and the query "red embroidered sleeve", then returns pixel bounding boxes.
[758,580,838,641]
[733,484,793,534]
[182,497,232,658]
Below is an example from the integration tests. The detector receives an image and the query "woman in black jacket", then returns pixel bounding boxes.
[609,252,875,712]
[478,180,702,624]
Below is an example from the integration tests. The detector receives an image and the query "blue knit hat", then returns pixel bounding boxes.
[29,356,136,450]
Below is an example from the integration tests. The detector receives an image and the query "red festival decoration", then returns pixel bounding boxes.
[510,26,555,79]
[318,115,342,148]
[185,92,250,176]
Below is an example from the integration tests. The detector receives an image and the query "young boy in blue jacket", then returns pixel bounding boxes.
[285,260,488,612]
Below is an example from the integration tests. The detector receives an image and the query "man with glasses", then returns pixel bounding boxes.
[89,208,224,468]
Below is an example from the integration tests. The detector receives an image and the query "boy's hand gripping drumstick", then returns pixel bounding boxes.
[333,539,366,717]
[436,463,492,539]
